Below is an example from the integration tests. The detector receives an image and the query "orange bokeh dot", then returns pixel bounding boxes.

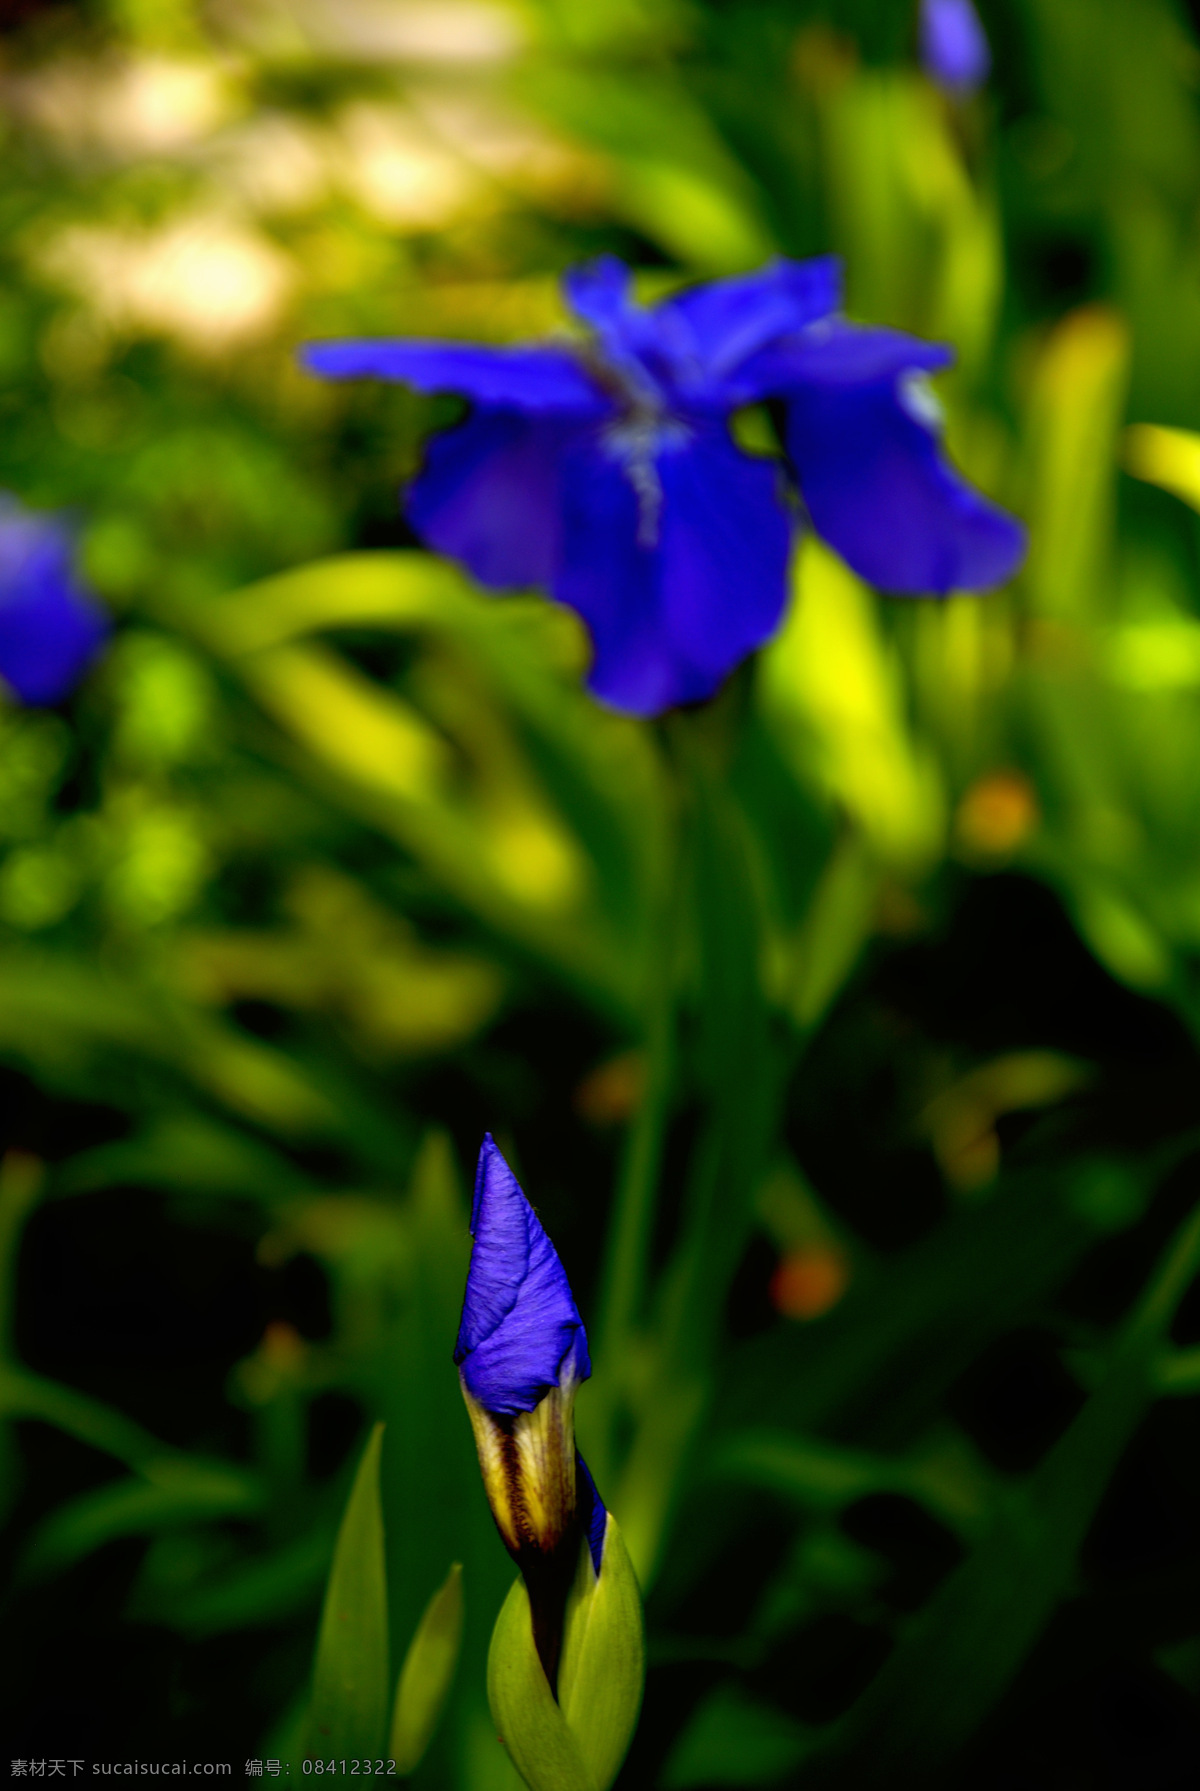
[955,770,1039,856]
[770,1246,850,1321]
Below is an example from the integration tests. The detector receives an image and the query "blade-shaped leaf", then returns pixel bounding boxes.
[390,1560,464,1774]
[305,1422,389,1760]
[21,1458,265,1581]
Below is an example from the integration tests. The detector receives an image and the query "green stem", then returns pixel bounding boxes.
[1123,1189,1200,1351]
[586,726,684,1492]
[611,721,786,1582]
[593,893,677,1368]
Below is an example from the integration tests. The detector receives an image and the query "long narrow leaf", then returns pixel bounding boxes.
[390,1560,464,1774]
[305,1423,389,1760]
[805,1197,1200,1788]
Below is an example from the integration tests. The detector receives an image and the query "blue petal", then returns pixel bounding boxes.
[555,423,793,715]
[408,409,589,591]
[455,1135,591,1415]
[562,256,635,335]
[771,329,1025,592]
[562,257,664,406]
[564,256,844,409]
[0,506,108,705]
[655,256,842,390]
[920,0,991,92]
[742,320,953,392]
[575,1453,608,1575]
[300,340,607,414]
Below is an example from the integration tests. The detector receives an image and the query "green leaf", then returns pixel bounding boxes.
[486,1516,645,1791]
[172,552,658,1024]
[130,1526,333,1636]
[20,1458,265,1581]
[806,1196,1200,1788]
[559,1515,645,1791]
[707,1428,990,1540]
[390,1560,464,1774]
[519,67,776,270]
[487,1576,593,1791]
[0,1363,167,1470]
[807,1360,1150,1790]
[1023,304,1129,622]
[305,1422,389,1760]
[661,1686,813,1788]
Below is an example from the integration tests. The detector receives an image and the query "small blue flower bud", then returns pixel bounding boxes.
[920,0,991,94]
[455,1136,605,1691]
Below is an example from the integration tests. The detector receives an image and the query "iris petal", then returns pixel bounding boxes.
[562,257,664,405]
[742,319,953,393]
[556,423,793,714]
[657,255,842,388]
[409,410,590,592]
[757,323,1024,593]
[0,509,108,705]
[562,256,635,335]
[575,1453,608,1575]
[300,340,606,413]
[784,367,1025,593]
[455,1134,591,1415]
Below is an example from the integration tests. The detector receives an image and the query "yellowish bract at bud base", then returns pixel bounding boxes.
[487,1511,645,1791]
[462,1378,580,1560]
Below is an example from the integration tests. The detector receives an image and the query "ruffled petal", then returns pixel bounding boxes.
[455,1134,591,1415]
[0,508,108,705]
[408,409,591,591]
[656,255,842,389]
[300,339,607,413]
[555,422,793,715]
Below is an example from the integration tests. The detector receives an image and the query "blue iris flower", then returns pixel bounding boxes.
[0,496,109,706]
[455,1135,606,1686]
[919,0,991,93]
[303,254,1024,716]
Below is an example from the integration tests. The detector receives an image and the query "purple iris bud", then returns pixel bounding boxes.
[455,1135,607,1689]
[455,1132,592,1415]
[302,254,1024,716]
[0,496,109,706]
[919,0,991,93]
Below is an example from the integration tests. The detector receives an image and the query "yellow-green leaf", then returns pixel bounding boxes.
[390,1561,464,1774]
[486,1575,593,1791]
[559,1515,645,1791]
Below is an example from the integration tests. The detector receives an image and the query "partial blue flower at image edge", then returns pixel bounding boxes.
[0,496,109,705]
[920,0,992,94]
[302,254,1025,717]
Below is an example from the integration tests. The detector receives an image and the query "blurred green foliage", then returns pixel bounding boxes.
[2,0,1200,1784]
